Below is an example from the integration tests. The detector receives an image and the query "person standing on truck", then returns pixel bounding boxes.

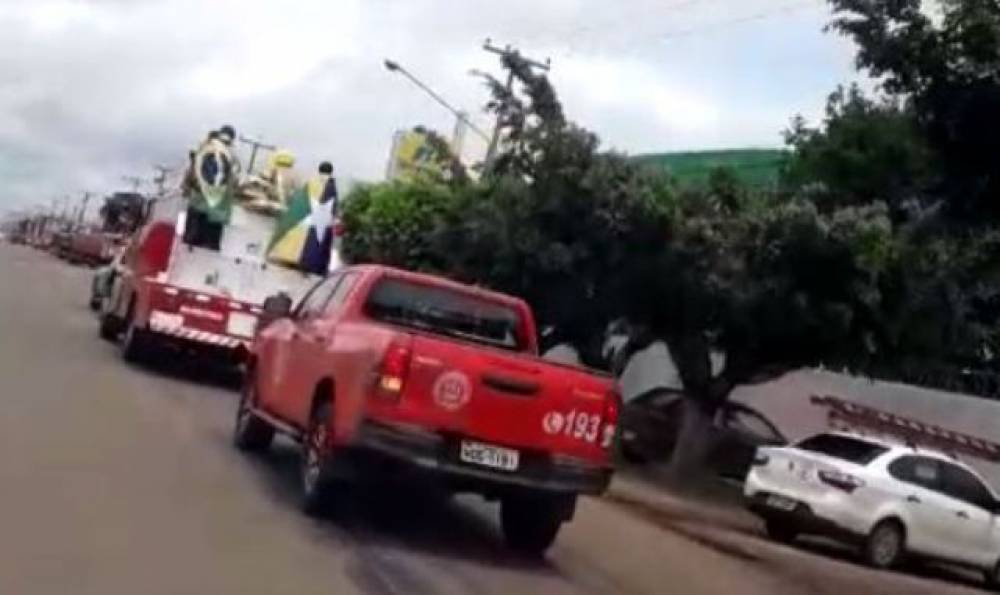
[183,125,242,248]
[187,125,240,223]
[267,161,338,274]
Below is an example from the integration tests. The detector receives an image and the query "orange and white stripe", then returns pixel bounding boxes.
[149,319,246,349]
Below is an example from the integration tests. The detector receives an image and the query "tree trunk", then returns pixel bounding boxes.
[668,397,719,479]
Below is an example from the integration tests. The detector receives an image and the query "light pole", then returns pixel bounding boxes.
[383,59,490,145]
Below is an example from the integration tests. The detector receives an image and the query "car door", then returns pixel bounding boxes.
[939,461,997,567]
[290,272,361,425]
[886,455,957,559]
[713,405,786,479]
[260,276,340,423]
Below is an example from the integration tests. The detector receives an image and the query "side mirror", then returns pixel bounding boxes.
[257,293,292,334]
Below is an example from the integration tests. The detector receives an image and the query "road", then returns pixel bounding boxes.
[0,243,989,595]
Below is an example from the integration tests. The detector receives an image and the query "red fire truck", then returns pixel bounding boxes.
[98,191,335,364]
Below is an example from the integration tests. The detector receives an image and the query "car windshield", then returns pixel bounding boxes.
[795,434,888,465]
[365,278,524,351]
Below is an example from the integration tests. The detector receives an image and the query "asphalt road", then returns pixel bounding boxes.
[0,243,990,595]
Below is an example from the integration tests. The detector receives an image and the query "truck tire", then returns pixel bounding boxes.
[301,402,338,516]
[120,307,153,364]
[98,313,119,341]
[233,372,274,452]
[500,493,570,557]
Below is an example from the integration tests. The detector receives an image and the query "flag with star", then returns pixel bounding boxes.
[267,174,337,273]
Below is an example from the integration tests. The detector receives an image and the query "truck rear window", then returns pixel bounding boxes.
[796,434,888,465]
[365,278,524,350]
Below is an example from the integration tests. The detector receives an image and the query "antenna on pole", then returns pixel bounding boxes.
[152,164,176,197]
[480,39,551,169]
[238,135,277,178]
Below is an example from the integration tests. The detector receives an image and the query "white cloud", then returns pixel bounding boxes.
[0,0,861,214]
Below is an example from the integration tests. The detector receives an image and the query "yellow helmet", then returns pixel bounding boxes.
[270,149,296,169]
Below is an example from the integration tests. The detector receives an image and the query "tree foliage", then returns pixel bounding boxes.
[828,0,1000,222]
[782,85,935,215]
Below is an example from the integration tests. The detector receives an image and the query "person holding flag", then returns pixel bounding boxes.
[186,125,240,225]
[267,161,339,274]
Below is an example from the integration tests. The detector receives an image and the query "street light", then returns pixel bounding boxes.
[383,58,490,143]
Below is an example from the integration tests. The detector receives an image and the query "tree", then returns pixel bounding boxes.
[828,0,1000,223]
[782,85,935,216]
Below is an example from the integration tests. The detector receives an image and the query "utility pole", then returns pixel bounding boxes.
[152,164,176,197]
[481,39,551,168]
[238,135,276,177]
[122,175,144,193]
[76,192,92,226]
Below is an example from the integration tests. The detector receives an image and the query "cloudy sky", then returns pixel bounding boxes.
[0,0,861,215]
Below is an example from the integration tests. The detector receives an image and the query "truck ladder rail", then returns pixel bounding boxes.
[810,394,1000,463]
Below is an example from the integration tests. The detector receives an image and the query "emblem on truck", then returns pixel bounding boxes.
[542,411,565,435]
[432,370,471,411]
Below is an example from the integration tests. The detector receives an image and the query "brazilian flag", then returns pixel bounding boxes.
[190,141,235,223]
[267,174,337,274]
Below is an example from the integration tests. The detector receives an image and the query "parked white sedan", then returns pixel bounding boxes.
[745,432,1000,589]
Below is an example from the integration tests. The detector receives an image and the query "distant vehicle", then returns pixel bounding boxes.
[745,432,1000,588]
[98,192,323,364]
[237,265,620,556]
[65,229,125,268]
[90,248,126,312]
[619,388,786,479]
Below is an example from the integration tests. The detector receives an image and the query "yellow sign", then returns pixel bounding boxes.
[387,129,446,181]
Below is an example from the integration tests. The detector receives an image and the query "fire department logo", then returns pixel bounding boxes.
[432,371,471,411]
[542,411,565,435]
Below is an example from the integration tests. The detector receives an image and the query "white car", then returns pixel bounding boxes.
[745,432,1000,588]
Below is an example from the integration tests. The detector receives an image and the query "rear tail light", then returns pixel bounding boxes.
[818,470,865,493]
[601,389,622,449]
[752,451,770,467]
[376,340,412,399]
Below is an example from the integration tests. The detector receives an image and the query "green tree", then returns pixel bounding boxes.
[828,0,1000,222]
[782,85,935,215]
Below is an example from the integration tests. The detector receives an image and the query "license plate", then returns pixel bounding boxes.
[766,494,797,511]
[226,312,258,338]
[459,440,519,471]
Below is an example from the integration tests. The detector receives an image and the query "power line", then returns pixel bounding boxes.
[558,0,825,57]
[658,1,821,41]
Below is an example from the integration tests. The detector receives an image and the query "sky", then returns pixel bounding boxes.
[0,0,862,216]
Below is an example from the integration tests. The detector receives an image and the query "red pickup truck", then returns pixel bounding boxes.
[235,264,619,555]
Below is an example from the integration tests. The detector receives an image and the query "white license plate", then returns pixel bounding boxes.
[459,441,519,471]
[766,494,797,511]
[226,312,258,338]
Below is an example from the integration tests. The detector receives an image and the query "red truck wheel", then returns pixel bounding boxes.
[301,403,338,516]
[98,313,119,341]
[121,307,155,364]
[233,373,274,452]
[500,493,572,557]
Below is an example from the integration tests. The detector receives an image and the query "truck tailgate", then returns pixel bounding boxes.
[393,333,615,462]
